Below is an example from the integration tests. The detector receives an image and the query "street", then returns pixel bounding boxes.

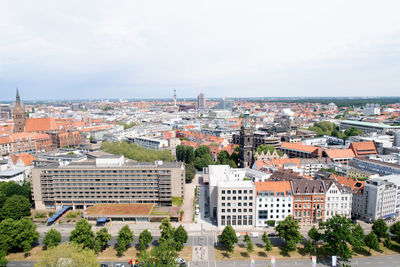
[7,254,400,267]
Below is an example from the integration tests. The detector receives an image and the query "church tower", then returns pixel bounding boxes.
[13,89,25,133]
[239,111,254,168]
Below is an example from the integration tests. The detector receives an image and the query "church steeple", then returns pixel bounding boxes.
[16,88,21,103]
[13,88,25,133]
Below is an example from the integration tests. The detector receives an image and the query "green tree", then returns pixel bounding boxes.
[383,237,392,248]
[138,229,153,251]
[262,232,272,252]
[101,141,175,162]
[389,221,400,243]
[349,224,365,251]
[364,232,379,254]
[184,146,195,164]
[194,154,213,170]
[94,228,111,253]
[195,145,211,158]
[0,250,7,267]
[217,151,231,165]
[185,163,196,183]
[304,240,313,255]
[159,218,175,243]
[244,233,254,252]
[116,225,134,256]
[372,219,388,241]
[275,216,302,252]
[173,225,188,252]
[308,226,322,243]
[35,243,99,267]
[0,217,39,253]
[0,195,31,220]
[218,225,238,253]
[150,236,179,266]
[69,219,95,249]
[320,215,353,260]
[43,229,61,249]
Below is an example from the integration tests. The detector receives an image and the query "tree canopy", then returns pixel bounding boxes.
[94,227,111,253]
[69,219,95,250]
[372,219,389,240]
[43,229,61,249]
[0,217,39,253]
[0,195,31,221]
[116,225,134,256]
[275,216,302,252]
[390,221,400,243]
[101,141,175,162]
[138,229,153,251]
[218,225,238,253]
[262,232,272,252]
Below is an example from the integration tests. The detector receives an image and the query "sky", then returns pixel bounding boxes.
[1,0,400,100]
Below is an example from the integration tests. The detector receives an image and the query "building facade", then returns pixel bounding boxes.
[324,180,352,220]
[255,181,293,227]
[291,179,325,225]
[32,156,185,210]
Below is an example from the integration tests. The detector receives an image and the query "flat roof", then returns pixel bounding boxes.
[341,120,400,129]
[85,203,154,216]
[0,168,24,177]
[218,180,254,188]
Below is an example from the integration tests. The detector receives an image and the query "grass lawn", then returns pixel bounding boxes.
[7,245,192,262]
[6,246,44,261]
[215,242,400,261]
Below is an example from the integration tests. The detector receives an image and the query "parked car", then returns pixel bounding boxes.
[175,258,186,266]
[249,232,259,238]
[268,233,277,237]
[236,233,241,238]
[115,264,125,267]
[195,209,200,215]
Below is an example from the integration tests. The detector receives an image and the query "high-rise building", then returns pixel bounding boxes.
[197,93,206,109]
[13,89,25,133]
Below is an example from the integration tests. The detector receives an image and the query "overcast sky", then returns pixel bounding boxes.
[1,0,400,100]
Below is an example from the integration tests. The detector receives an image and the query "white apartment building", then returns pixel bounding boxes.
[362,179,397,222]
[324,180,352,220]
[255,181,293,227]
[205,165,246,219]
[377,175,400,218]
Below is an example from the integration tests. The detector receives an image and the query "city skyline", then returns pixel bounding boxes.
[1,1,400,100]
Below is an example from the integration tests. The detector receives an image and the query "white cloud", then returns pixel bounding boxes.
[0,0,400,99]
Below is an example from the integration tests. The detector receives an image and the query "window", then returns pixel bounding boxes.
[222,190,225,194]
[222,197,225,200]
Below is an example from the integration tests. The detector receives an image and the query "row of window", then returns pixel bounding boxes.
[259,203,291,208]
[221,196,253,201]
[221,208,253,213]
[221,202,252,207]
[221,215,253,226]
[221,189,253,194]
[258,197,292,202]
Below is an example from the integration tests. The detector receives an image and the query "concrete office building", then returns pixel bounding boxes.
[218,181,256,228]
[350,157,400,176]
[197,93,206,109]
[340,120,400,134]
[377,175,400,218]
[32,155,185,210]
[133,136,168,150]
[361,179,397,222]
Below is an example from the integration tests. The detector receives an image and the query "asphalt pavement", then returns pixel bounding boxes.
[8,254,400,267]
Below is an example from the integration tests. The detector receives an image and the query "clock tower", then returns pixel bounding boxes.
[13,89,25,133]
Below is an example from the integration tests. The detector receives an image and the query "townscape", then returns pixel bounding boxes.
[1,91,400,266]
[2,1,400,266]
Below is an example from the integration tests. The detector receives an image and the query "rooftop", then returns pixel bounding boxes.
[341,120,400,129]
[85,203,154,216]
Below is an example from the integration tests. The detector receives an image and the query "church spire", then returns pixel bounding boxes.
[16,88,20,103]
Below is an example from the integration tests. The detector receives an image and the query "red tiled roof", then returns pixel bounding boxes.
[280,142,320,153]
[25,118,58,132]
[325,149,355,159]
